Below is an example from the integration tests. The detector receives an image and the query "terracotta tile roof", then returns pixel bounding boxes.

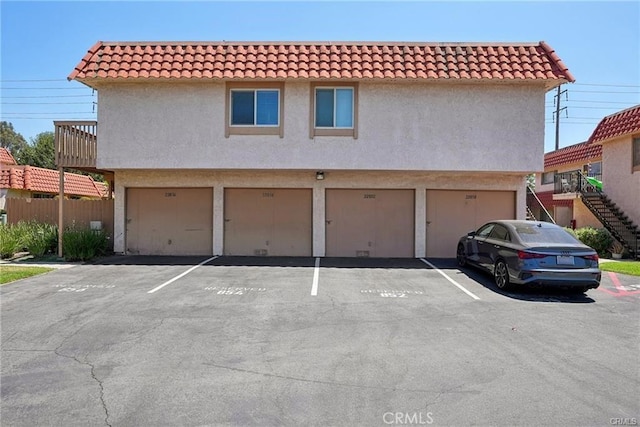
[69,41,574,88]
[544,141,602,168]
[534,190,572,208]
[0,165,105,198]
[0,147,17,165]
[588,104,640,144]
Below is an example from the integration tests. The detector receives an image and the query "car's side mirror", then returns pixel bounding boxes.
[467,231,476,238]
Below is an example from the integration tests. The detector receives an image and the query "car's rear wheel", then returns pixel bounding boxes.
[456,244,467,267]
[494,260,511,290]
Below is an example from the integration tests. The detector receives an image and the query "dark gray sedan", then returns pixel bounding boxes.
[456,220,601,291]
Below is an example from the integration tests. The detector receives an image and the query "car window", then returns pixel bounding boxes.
[488,225,510,242]
[476,224,495,238]
[514,224,581,245]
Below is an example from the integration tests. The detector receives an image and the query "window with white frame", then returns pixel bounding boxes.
[230,89,279,126]
[315,87,353,128]
[310,83,358,138]
[225,82,284,137]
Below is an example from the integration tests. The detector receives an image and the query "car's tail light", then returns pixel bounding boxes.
[583,254,599,262]
[518,251,546,260]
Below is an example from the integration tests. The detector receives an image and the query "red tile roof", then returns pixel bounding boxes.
[544,141,602,168]
[0,165,105,198]
[534,190,572,208]
[69,41,574,88]
[588,104,640,144]
[0,147,17,165]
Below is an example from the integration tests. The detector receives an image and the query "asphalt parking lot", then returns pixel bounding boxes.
[2,256,639,426]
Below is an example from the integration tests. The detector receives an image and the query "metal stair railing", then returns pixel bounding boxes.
[526,185,555,224]
[575,171,639,257]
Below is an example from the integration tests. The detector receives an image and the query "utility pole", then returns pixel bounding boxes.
[554,85,568,150]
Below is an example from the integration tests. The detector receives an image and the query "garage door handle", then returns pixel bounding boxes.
[326,220,332,225]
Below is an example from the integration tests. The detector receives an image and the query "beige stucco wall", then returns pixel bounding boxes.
[602,137,640,225]
[112,170,527,256]
[97,81,545,172]
[574,198,603,229]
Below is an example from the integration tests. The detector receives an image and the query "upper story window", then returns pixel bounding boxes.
[310,83,358,138]
[633,137,640,172]
[231,90,279,126]
[542,171,556,185]
[225,82,284,138]
[583,162,602,178]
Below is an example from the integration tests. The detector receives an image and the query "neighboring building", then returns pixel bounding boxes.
[529,104,639,257]
[531,141,602,228]
[0,147,107,211]
[60,41,574,257]
[589,104,640,226]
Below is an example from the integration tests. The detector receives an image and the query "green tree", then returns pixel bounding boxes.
[0,121,28,159]
[18,131,55,169]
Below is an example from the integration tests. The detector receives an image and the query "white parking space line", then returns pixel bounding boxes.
[147,256,218,294]
[311,257,320,296]
[419,258,480,300]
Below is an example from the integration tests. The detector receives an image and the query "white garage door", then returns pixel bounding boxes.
[426,190,515,258]
[326,189,415,258]
[126,188,213,255]
[224,188,312,256]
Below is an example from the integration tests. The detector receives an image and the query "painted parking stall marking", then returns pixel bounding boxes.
[147,256,218,294]
[205,286,267,295]
[419,258,481,300]
[311,257,320,296]
[599,272,640,297]
[55,284,116,293]
[360,289,425,298]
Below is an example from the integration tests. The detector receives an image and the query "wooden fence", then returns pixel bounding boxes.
[5,198,114,245]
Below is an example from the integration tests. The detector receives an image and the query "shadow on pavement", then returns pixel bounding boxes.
[427,258,596,304]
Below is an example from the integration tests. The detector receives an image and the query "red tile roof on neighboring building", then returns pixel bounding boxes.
[588,104,640,144]
[534,190,573,208]
[68,41,574,87]
[0,147,17,165]
[0,165,105,198]
[544,141,602,168]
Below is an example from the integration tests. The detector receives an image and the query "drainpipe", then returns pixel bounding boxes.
[58,167,64,258]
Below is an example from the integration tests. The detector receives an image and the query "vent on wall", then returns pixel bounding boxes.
[356,250,370,258]
[254,249,268,256]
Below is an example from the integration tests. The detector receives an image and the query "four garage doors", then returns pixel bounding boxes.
[125,187,516,258]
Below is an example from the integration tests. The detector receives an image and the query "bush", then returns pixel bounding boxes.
[62,227,108,261]
[0,224,22,258]
[573,226,613,256]
[0,221,57,258]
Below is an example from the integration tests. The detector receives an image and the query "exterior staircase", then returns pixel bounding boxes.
[574,172,640,258]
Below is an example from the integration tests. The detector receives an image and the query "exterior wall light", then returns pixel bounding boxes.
[316,171,325,180]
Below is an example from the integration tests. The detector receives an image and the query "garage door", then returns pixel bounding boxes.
[326,189,414,258]
[224,188,312,256]
[426,190,515,258]
[126,188,213,255]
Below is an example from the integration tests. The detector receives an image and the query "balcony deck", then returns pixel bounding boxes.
[54,121,97,170]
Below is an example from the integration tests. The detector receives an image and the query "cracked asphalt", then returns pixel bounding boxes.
[1,256,639,426]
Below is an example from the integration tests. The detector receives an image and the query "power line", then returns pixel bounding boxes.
[569,90,640,94]
[573,83,640,88]
[1,87,91,90]
[0,79,68,83]
[1,95,95,99]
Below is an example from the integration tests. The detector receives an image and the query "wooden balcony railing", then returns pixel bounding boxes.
[54,121,97,168]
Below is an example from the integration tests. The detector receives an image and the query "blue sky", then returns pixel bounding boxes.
[1,1,638,153]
